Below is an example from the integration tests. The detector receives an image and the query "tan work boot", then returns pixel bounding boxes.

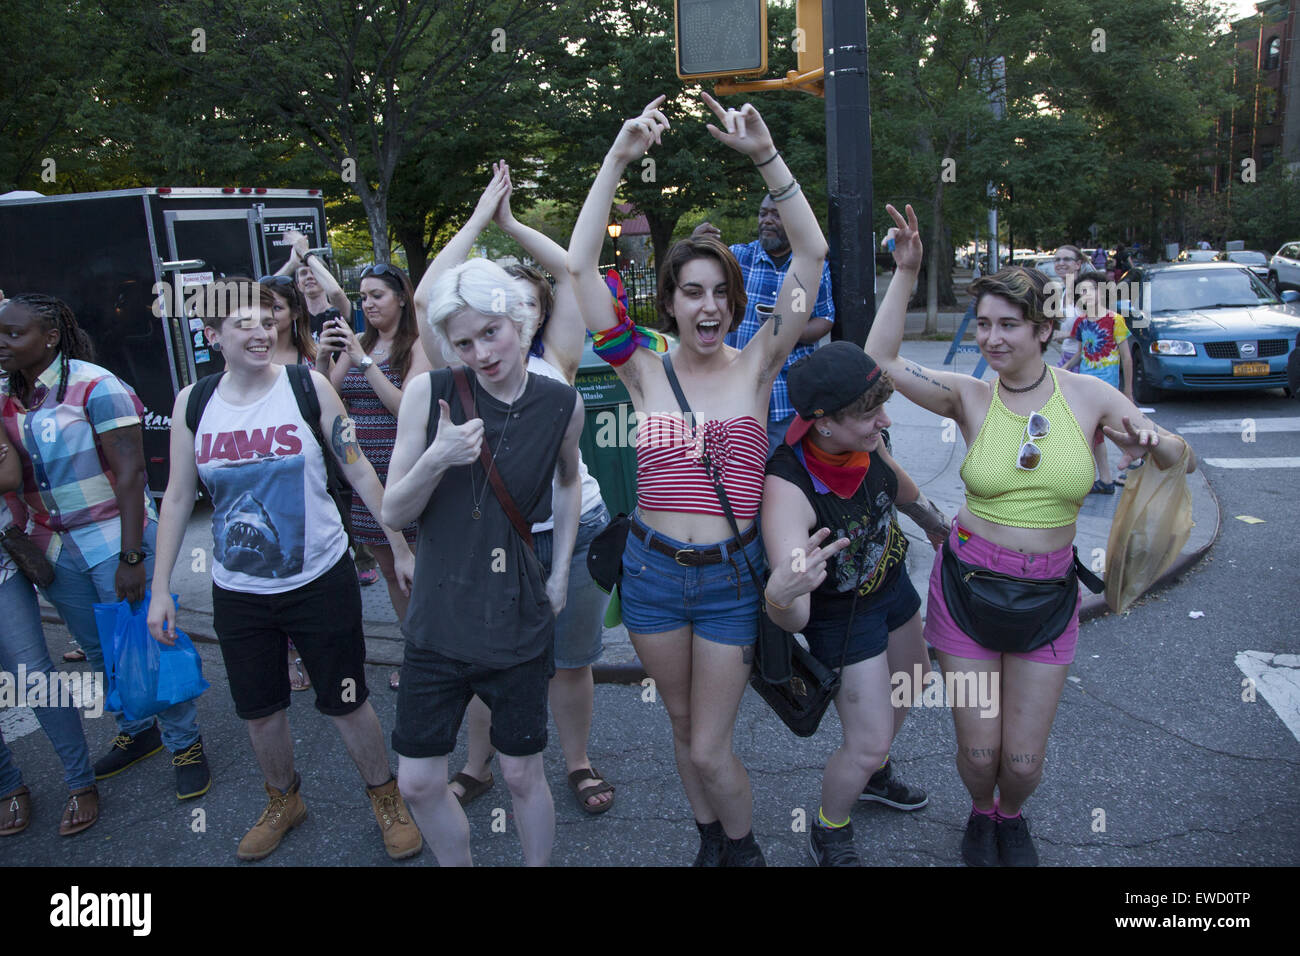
[237,772,307,861]
[366,777,422,860]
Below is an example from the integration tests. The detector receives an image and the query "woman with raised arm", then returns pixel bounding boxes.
[276,230,353,338]
[567,94,829,866]
[320,263,430,688]
[411,164,615,814]
[866,205,1196,867]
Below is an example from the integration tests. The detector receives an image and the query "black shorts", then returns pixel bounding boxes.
[391,643,555,758]
[804,570,922,670]
[211,552,369,720]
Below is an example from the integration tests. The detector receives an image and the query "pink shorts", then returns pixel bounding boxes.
[923,523,1080,665]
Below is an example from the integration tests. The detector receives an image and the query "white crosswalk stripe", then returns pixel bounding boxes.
[1203,457,1300,468]
[1177,416,1300,434]
[1177,416,1300,468]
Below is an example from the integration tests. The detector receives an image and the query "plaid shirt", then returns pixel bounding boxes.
[1,359,157,567]
[724,240,835,425]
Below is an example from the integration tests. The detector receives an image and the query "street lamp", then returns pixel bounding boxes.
[607,221,622,272]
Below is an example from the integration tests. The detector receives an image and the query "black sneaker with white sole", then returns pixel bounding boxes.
[809,822,862,867]
[996,814,1039,867]
[860,758,928,811]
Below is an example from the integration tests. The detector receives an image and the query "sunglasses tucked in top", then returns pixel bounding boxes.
[1016,410,1051,471]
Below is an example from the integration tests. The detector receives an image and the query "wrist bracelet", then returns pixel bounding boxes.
[771,181,802,202]
[755,150,780,169]
[765,589,794,610]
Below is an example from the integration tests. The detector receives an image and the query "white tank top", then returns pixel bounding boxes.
[194,367,348,593]
[527,355,603,532]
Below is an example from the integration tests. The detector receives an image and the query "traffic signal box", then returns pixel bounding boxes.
[675,0,824,96]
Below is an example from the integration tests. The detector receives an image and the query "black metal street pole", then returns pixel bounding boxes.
[824,0,873,347]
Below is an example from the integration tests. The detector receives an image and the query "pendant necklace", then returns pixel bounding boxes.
[469,372,527,520]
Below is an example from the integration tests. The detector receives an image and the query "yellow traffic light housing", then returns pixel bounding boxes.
[674,0,768,80]
[795,0,824,76]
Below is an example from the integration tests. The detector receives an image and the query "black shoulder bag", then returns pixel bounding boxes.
[661,354,860,738]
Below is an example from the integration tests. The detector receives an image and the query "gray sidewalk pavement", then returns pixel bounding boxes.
[42,333,1219,682]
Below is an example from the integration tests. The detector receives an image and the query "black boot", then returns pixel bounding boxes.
[692,820,724,867]
[720,830,766,867]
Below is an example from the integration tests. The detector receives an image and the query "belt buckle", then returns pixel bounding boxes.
[674,548,698,566]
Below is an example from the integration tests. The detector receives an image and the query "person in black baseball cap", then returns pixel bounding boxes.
[761,341,951,865]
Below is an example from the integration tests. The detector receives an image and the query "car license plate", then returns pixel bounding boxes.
[1233,361,1270,376]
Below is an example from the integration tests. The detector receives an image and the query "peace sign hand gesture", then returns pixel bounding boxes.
[609,96,671,165]
[701,91,775,160]
[1101,415,1160,470]
[766,527,851,608]
[883,203,923,273]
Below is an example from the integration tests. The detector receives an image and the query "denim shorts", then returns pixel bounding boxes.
[532,503,611,669]
[804,570,922,670]
[619,513,764,646]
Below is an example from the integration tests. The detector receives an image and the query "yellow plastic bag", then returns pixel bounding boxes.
[1104,442,1194,613]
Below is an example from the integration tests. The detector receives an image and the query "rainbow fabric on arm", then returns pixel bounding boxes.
[591,269,668,366]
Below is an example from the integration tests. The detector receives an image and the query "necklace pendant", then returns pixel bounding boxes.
[472,507,481,520]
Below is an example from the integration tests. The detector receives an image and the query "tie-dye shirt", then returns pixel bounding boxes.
[1069,312,1130,389]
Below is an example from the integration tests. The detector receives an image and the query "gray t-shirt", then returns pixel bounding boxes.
[402,368,577,666]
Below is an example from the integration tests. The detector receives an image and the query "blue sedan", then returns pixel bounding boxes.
[1120,263,1300,402]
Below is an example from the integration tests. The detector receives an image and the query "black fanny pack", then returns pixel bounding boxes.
[939,539,1104,653]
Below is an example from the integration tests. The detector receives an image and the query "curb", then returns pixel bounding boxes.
[42,478,1221,687]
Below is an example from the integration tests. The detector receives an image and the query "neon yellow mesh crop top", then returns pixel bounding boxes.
[959,368,1096,528]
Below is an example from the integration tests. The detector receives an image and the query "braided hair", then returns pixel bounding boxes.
[3,294,95,403]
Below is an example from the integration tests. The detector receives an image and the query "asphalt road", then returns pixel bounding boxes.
[3,386,1296,870]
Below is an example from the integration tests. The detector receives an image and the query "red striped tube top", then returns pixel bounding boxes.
[636,414,768,519]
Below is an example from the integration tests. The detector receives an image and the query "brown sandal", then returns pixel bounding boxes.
[289,657,311,692]
[1,786,31,836]
[59,785,99,837]
[568,768,615,815]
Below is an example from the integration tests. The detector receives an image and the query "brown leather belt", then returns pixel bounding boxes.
[629,520,759,567]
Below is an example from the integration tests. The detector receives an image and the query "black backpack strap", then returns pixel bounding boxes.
[184,373,224,433]
[284,364,354,539]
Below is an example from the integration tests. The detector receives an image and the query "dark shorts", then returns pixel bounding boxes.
[211,553,369,720]
[391,643,555,758]
[804,570,922,670]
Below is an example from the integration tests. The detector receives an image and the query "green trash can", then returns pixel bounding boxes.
[573,340,639,519]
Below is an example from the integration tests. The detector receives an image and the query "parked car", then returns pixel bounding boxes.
[1121,262,1300,402]
[1213,249,1270,281]
[1029,254,1060,279]
[1267,241,1300,292]
[1175,248,1220,263]
[1289,330,1300,398]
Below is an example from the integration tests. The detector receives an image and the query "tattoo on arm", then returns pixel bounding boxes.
[904,362,953,393]
[331,415,362,465]
[771,312,783,336]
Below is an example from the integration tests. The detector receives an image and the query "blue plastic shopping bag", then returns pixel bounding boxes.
[93,592,209,721]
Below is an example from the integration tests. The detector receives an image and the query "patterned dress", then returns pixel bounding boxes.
[339,357,418,547]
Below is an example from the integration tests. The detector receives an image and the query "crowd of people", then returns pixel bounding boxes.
[0,95,1196,867]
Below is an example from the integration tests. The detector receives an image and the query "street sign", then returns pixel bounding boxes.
[674,0,767,79]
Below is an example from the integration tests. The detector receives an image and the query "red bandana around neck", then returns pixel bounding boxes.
[802,436,871,498]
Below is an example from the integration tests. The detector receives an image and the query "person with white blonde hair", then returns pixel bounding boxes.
[382,257,586,867]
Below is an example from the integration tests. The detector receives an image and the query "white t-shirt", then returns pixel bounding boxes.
[527,355,603,532]
[194,368,348,593]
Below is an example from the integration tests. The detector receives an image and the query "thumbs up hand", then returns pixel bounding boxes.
[431,398,485,468]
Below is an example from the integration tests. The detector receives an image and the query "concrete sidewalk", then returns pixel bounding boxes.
[43,337,1219,681]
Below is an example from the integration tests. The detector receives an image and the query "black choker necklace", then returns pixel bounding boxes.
[999,363,1048,394]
